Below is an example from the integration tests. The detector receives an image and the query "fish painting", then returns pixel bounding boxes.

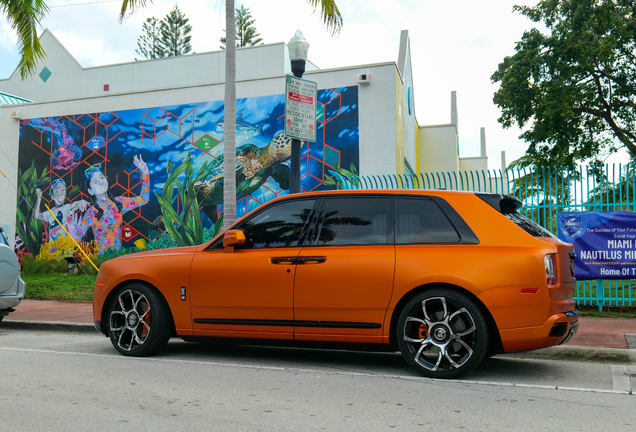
[134,239,146,250]
[216,112,268,135]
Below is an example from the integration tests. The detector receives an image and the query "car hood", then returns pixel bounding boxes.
[110,245,200,260]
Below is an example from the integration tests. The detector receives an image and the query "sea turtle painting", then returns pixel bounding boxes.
[153,132,301,228]
[196,132,304,219]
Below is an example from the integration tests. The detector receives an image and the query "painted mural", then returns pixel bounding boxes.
[15,87,359,260]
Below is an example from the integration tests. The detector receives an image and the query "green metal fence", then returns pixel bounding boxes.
[340,164,636,308]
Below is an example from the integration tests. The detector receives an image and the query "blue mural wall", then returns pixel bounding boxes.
[15,86,359,259]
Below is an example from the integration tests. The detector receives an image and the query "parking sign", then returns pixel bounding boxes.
[284,75,317,142]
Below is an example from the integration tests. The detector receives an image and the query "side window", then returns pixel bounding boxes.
[316,197,390,246]
[396,198,460,244]
[235,199,316,249]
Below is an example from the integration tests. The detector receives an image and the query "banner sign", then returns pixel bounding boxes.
[284,75,317,142]
[557,212,636,280]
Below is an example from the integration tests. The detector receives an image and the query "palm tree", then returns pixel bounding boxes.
[119,0,342,228]
[223,0,237,228]
[2,0,49,78]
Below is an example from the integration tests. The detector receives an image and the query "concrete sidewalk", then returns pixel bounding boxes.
[3,300,636,363]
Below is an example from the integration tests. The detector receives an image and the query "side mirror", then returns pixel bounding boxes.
[223,230,246,253]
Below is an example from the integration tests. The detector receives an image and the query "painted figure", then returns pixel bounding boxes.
[76,155,150,253]
[34,178,89,242]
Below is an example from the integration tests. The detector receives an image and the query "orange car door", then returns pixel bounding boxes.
[293,196,395,344]
[190,198,318,339]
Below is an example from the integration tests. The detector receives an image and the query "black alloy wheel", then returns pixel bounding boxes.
[397,288,489,379]
[107,283,172,357]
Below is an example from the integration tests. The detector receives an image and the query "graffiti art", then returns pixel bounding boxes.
[15,86,359,259]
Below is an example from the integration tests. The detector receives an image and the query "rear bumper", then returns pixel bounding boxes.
[0,276,25,313]
[499,309,580,353]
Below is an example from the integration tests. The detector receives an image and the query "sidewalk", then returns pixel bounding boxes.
[3,300,636,363]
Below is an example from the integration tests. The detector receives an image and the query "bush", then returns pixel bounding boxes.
[20,256,68,274]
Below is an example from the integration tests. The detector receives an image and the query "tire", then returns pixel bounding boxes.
[106,283,172,357]
[396,288,489,379]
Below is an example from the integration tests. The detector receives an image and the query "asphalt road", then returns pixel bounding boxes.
[0,329,634,431]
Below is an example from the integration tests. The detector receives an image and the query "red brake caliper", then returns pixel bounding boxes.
[418,324,428,339]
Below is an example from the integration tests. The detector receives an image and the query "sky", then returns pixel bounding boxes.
[1,0,625,170]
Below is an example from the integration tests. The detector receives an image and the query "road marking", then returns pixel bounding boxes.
[0,345,633,395]
[611,365,631,393]
[46,339,106,346]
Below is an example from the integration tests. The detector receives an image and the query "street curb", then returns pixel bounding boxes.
[2,321,636,365]
[1,320,99,334]
[501,345,636,364]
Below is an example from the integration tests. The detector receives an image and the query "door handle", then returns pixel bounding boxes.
[295,256,326,263]
[271,256,326,264]
[270,257,298,264]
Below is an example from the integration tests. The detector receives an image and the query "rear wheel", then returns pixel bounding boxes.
[397,289,489,379]
[107,283,172,357]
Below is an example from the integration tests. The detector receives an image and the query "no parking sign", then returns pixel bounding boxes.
[284,75,317,142]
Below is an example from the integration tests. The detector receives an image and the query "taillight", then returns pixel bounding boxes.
[545,254,557,285]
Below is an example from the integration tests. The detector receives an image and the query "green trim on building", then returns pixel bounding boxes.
[0,91,31,106]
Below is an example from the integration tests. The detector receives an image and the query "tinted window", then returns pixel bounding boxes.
[236,199,316,249]
[396,198,460,244]
[316,197,390,246]
[506,212,557,238]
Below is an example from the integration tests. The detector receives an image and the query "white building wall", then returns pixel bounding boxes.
[397,30,417,173]
[459,156,488,172]
[419,124,459,173]
[0,30,296,103]
[0,111,20,245]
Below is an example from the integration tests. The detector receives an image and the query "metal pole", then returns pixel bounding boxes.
[290,59,305,194]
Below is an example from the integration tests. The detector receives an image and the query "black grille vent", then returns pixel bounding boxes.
[549,322,568,337]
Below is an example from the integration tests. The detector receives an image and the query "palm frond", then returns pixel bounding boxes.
[307,0,343,36]
[3,0,49,78]
[119,0,151,23]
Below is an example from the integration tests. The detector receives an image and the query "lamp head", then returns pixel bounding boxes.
[288,30,309,61]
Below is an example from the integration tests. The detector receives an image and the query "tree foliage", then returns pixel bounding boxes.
[135,17,164,60]
[135,5,191,60]
[159,4,192,57]
[1,0,49,78]
[220,5,262,49]
[492,0,636,166]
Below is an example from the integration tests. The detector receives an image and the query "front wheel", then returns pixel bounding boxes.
[397,289,489,379]
[107,283,172,357]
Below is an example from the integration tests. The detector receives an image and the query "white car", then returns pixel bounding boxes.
[0,227,25,322]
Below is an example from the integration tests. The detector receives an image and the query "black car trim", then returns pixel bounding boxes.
[193,318,382,329]
[476,193,522,214]
[206,192,480,249]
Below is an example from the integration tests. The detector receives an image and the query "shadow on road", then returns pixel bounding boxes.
[154,339,572,383]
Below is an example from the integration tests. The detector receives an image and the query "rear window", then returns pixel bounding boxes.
[477,193,556,238]
[505,212,557,238]
[396,198,460,244]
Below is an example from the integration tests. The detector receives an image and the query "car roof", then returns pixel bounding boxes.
[272,189,477,201]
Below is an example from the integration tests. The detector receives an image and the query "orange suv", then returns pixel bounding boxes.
[93,190,579,378]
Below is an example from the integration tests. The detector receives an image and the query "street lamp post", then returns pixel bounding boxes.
[288,31,310,194]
